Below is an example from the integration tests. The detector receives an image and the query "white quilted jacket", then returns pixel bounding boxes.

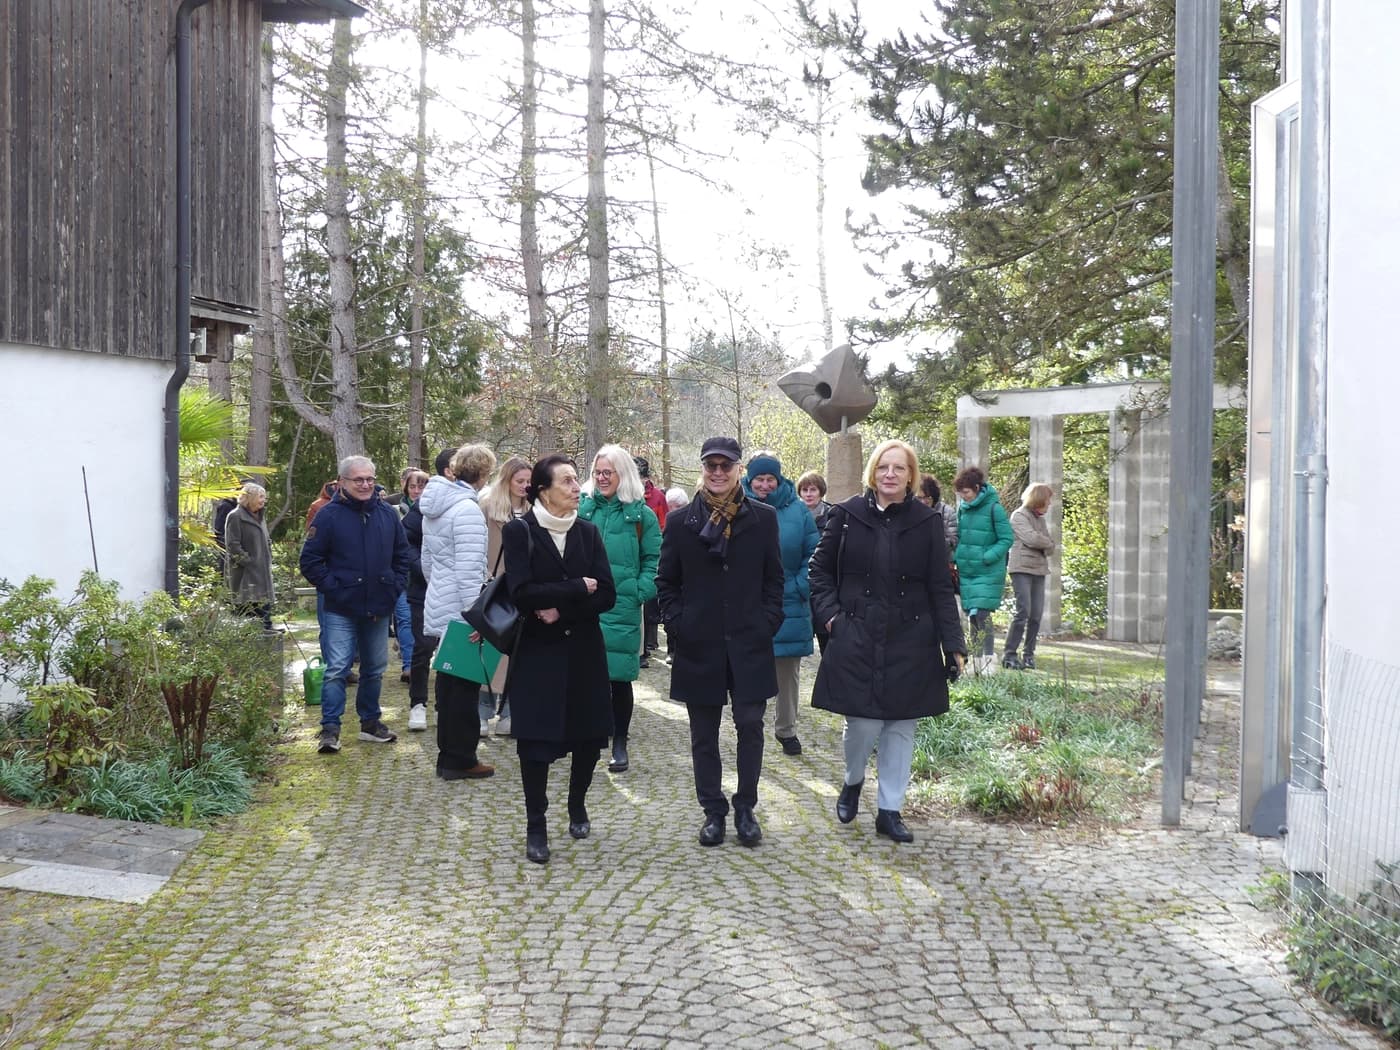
[419,475,489,639]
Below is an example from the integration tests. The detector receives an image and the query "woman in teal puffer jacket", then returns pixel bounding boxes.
[743,452,819,756]
[579,444,662,774]
[953,466,1014,668]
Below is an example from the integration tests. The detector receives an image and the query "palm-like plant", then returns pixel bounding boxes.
[179,388,274,546]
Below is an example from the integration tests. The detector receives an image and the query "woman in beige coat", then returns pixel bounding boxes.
[478,455,532,735]
[225,482,275,630]
[1003,483,1056,670]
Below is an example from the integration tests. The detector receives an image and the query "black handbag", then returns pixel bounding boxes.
[464,525,532,653]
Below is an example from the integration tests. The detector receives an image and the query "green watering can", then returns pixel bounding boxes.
[302,657,324,706]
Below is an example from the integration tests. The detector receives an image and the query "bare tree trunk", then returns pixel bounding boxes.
[642,127,671,486]
[262,29,333,441]
[520,0,557,453]
[247,38,279,468]
[814,76,833,354]
[583,0,609,464]
[1216,138,1249,330]
[724,293,743,447]
[407,0,429,469]
[324,17,365,460]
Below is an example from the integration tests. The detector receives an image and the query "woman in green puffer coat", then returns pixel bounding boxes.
[953,466,1014,669]
[579,444,662,774]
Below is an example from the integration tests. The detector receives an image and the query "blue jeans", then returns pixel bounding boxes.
[319,609,390,729]
[393,592,414,671]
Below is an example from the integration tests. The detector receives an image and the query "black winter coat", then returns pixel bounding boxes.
[401,501,427,605]
[810,492,967,721]
[656,492,784,705]
[502,513,616,745]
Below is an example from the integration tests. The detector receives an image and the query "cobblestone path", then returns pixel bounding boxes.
[0,659,1388,1049]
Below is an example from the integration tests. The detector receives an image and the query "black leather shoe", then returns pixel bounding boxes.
[778,734,802,756]
[836,780,863,824]
[698,814,726,847]
[526,830,550,864]
[875,809,913,843]
[1002,653,1023,670]
[608,737,629,773]
[568,817,591,840]
[734,808,762,847]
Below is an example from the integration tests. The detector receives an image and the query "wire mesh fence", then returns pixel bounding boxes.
[1284,643,1400,1037]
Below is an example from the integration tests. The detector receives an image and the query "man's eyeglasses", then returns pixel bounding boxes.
[343,476,376,486]
[702,460,736,473]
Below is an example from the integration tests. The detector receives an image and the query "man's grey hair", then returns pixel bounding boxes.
[338,455,375,478]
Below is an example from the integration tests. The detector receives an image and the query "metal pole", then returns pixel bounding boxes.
[1163,0,1220,825]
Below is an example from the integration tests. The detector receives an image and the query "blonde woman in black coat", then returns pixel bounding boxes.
[502,454,616,864]
[810,439,967,844]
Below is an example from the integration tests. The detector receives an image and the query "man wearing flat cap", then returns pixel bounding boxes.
[656,436,784,848]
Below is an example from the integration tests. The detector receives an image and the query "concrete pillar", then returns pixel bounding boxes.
[1136,410,1172,644]
[1108,409,1141,641]
[1029,415,1064,635]
[957,416,990,472]
[826,432,864,503]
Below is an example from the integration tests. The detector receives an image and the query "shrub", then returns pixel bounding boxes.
[1060,495,1109,635]
[71,745,253,825]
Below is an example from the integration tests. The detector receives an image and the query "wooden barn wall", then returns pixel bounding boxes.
[0,1,259,363]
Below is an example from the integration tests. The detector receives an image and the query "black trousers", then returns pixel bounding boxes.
[409,602,435,706]
[520,750,599,832]
[611,680,634,740]
[434,671,482,773]
[643,597,660,651]
[686,700,766,818]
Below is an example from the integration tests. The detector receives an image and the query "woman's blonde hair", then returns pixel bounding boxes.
[589,444,644,503]
[480,456,532,522]
[450,444,497,488]
[1021,483,1054,511]
[863,439,919,495]
[236,482,267,509]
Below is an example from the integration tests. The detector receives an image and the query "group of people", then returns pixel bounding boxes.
[283,434,1055,864]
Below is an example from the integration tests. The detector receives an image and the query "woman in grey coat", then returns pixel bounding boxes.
[225,482,275,630]
[1003,483,1056,670]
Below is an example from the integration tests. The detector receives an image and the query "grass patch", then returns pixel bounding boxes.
[911,668,1161,824]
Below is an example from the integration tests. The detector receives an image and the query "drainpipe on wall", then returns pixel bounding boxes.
[1286,0,1329,904]
[164,0,215,598]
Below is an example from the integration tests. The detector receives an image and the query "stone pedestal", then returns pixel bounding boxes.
[826,432,864,503]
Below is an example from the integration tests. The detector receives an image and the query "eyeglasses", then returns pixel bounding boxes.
[702,460,736,473]
[593,469,615,480]
[343,476,376,486]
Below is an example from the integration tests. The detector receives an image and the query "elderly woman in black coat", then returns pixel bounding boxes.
[810,439,967,844]
[502,454,616,864]
[656,436,784,849]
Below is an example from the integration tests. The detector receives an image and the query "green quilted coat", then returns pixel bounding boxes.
[954,483,1014,613]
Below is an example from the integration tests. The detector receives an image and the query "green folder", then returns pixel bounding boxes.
[432,619,503,685]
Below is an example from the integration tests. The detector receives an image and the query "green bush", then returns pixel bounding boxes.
[1060,496,1109,635]
[1287,863,1400,1040]
[72,745,253,825]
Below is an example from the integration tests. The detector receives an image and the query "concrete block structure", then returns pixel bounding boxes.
[957,383,1241,643]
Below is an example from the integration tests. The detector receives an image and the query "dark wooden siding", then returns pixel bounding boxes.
[0,0,260,362]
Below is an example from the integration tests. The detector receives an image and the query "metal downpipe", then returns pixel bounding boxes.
[164,0,214,598]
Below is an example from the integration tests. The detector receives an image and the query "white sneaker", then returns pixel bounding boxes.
[495,714,511,737]
[408,704,428,731]
[480,717,492,738]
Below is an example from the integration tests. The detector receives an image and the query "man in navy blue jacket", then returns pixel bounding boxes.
[300,455,412,754]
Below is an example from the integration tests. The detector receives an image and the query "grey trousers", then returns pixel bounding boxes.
[842,716,918,812]
[774,656,801,739]
[1005,572,1046,659]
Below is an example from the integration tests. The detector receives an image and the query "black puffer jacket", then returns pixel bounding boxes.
[810,491,966,721]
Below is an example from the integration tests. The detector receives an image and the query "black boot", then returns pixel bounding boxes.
[568,750,597,839]
[522,759,550,863]
[836,780,863,824]
[608,736,630,773]
[875,809,913,843]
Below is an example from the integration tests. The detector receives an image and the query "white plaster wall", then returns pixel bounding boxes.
[1321,4,1400,897]
[0,344,169,602]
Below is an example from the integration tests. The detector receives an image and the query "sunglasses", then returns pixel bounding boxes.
[702,460,737,473]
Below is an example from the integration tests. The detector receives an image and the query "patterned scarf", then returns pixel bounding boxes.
[697,483,743,558]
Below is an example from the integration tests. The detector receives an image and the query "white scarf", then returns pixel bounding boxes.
[533,504,576,555]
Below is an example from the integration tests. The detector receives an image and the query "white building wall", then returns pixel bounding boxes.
[1321,5,1400,898]
[0,344,169,602]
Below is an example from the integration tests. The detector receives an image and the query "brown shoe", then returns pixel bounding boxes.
[436,762,495,781]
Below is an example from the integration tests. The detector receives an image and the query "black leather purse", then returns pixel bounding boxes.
[464,524,532,653]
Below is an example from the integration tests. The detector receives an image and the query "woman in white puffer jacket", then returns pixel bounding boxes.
[420,443,496,780]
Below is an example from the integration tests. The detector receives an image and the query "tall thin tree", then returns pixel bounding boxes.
[583,0,611,462]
